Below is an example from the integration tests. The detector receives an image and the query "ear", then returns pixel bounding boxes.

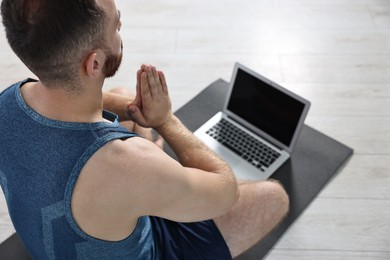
[84,50,104,78]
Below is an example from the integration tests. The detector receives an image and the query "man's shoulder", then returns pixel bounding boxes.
[102,136,158,161]
[80,136,159,182]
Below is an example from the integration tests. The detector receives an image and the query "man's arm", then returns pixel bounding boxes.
[126,65,239,220]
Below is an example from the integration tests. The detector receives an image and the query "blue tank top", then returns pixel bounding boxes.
[0,79,159,259]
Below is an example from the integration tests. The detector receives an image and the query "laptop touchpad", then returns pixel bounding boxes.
[214,146,241,168]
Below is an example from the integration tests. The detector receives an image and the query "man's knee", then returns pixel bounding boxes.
[109,87,134,97]
[261,180,289,218]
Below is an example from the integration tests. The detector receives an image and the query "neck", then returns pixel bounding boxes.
[21,80,106,123]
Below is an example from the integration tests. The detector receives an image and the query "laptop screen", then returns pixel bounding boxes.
[227,67,306,147]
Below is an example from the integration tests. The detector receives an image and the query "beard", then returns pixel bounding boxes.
[102,42,123,78]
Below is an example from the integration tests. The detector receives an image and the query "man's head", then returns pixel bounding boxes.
[1,0,122,92]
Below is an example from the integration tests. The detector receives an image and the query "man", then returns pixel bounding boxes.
[0,0,289,259]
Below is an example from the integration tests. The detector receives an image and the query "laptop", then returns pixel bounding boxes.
[194,63,311,180]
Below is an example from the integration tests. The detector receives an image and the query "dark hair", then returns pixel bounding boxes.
[1,0,106,91]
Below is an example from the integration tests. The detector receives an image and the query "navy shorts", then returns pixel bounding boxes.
[149,217,232,260]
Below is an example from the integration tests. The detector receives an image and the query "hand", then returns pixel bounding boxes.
[127,65,172,129]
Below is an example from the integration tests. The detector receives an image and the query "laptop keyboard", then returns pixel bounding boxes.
[206,118,281,171]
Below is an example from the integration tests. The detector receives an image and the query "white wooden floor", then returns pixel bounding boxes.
[1,0,390,259]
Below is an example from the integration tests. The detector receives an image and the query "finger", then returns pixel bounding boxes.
[136,69,142,87]
[146,66,158,97]
[127,104,147,127]
[134,69,142,106]
[137,69,142,91]
[151,66,162,94]
[158,71,168,94]
[140,71,152,101]
[151,66,159,79]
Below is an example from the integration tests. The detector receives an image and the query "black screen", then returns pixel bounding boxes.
[227,68,305,147]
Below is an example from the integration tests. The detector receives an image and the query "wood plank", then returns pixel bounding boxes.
[118,4,375,29]
[280,83,390,116]
[274,0,390,5]
[271,198,390,252]
[266,249,390,260]
[369,6,390,29]
[318,155,390,200]
[281,54,390,83]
